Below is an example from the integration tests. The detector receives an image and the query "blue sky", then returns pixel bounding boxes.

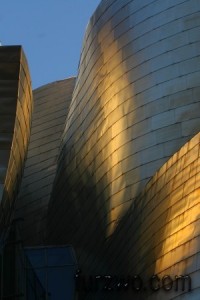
[0,0,100,89]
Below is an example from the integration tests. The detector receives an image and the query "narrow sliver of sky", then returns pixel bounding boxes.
[0,0,101,89]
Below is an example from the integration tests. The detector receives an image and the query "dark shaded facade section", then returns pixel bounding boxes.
[14,78,76,245]
[0,1,200,299]
[47,0,200,252]
[46,0,200,299]
[0,46,32,231]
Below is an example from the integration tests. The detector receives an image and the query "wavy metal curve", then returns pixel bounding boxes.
[48,0,200,245]
[0,46,33,230]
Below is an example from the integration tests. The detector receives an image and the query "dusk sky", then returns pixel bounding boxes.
[0,0,100,89]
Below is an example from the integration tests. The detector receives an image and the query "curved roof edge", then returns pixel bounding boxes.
[33,76,76,92]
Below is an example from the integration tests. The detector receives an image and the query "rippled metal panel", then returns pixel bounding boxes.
[47,0,200,245]
[0,46,32,230]
[14,78,76,245]
[101,132,200,300]
[46,1,200,298]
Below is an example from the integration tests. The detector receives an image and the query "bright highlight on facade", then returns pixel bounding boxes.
[0,0,200,299]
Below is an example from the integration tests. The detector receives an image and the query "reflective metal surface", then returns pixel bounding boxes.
[14,78,76,245]
[25,245,78,300]
[1,2,199,299]
[0,46,32,230]
[46,0,200,298]
[104,132,200,300]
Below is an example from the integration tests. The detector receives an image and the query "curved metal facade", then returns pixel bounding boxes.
[78,132,199,300]
[0,46,32,230]
[1,2,198,299]
[47,0,200,239]
[46,1,200,298]
[15,78,76,245]
[103,132,200,299]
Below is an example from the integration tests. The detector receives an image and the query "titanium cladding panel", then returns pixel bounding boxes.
[0,46,32,230]
[99,133,200,300]
[46,2,200,298]
[15,78,76,245]
[47,0,200,249]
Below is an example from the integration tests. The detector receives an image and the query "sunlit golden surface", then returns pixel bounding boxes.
[0,46,32,229]
[125,133,200,299]
[47,2,200,288]
[0,3,199,299]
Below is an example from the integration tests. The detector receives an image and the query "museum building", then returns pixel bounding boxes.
[0,0,200,299]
